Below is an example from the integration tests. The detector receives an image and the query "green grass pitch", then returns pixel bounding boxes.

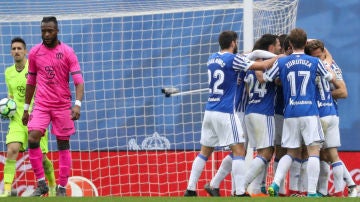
[0,197,358,202]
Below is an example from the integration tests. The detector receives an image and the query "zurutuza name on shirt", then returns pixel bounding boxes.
[286,59,312,68]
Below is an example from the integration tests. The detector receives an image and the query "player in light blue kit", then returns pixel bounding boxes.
[264,28,334,197]
[184,30,279,197]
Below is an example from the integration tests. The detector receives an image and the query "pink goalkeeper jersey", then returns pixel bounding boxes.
[27,42,82,109]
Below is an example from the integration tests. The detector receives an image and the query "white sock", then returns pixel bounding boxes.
[298,159,308,193]
[332,161,345,192]
[232,156,246,195]
[187,154,207,191]
[273,154,293,186]
[289,158,301,191]
[342,161,356,187]
[274,158,286,195]
[317,161,330,195]
[210,154,232,188]
[245,156,267,192]
[273,158,279,172]
[307,156,320,194]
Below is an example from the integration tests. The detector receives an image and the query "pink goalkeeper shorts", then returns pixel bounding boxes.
[28,108,75,140]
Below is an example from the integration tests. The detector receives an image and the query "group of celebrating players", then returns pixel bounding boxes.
[184,28,358,198]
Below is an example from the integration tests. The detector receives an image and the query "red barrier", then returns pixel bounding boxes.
[0,151,358,196]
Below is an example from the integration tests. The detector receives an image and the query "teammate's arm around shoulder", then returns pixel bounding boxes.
[249,54,285,71]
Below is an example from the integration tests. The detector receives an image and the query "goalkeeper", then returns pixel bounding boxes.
[1,37,56,197]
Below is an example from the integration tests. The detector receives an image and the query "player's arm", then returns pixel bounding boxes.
[71,82,84,121]
[22,84,35,125]
[329,62,348,99]
[331,79,347,99]
[22,53,37,125]
[318,60,334,83]
[262,60,279,83]
[249,54,285,71]
[68,48,85,120]
[255,71,266,83]
[246,50,276,61]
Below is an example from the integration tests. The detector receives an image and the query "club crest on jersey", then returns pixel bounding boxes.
[17,86,26,97]
[56,52,63,59]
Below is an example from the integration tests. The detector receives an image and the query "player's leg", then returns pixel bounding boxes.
[205,152,232,196]
[56,139,71,196]
[244,114,274,196]
[303,116,324,197]
[185,111,215,196]
[273,114,287,196]
[343,166,358,197]
[51,109,77,197]
[28,130,49,196]
[27,108,52,196]
[268,117,302,197]
[1,124,27,197]
[317,116,334,196]
[226,113,247,197]
[288,149,302,196]
[326,148,344,196]
[296,145,308,196]
[318,150,330,196]
[1,142,21,197]
[186,145,213,196]
[230,143,247,196]
[306,144,321,197]
[40,130,56,196]
[321,115,355,197]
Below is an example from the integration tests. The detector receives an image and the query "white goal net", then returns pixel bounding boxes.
[0,0,298,196]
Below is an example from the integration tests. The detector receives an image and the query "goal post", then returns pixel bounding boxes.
[0,0,299,196]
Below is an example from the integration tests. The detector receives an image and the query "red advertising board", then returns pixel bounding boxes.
[0,151,358,196]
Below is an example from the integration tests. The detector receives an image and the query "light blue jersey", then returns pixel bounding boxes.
[264,53,332,118]
[244,70,275,116]
[205,53,253,113]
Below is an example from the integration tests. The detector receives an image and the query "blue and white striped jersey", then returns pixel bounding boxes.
[329,60,344,113]
[205,52,253,113]
[244,70,275,116]
[235,70,248,113]
[316,75,337,117]
[264,53,332,118]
